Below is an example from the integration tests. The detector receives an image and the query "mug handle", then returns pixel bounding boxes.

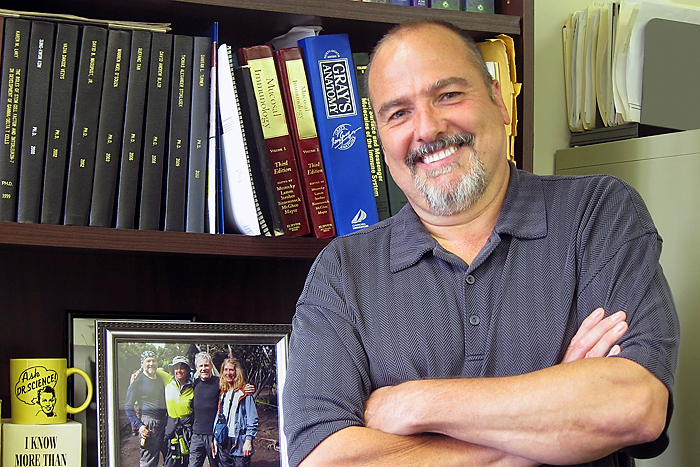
[66,367,94,414]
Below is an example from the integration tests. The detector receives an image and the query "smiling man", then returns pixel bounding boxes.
[36,386,57,417]
[125,350,167,467]
[188,352,220,467]
[283,20,679,467]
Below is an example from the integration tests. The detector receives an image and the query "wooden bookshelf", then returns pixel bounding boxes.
[0,0,533,438]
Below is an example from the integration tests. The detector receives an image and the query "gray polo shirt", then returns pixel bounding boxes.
[284,163,679,467]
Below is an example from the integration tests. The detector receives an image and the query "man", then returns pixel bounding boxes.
[125,350,167,467]
[283,20,680,467]
[188,351,220,467]
[163,356,195,466]
[36,386,57,418]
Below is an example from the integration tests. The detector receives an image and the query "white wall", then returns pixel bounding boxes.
[532,0,592,175]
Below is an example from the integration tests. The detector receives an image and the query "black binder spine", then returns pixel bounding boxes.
[63,25,108,226]
[185,35,211,233]
[138,32,172,231]
[115,30,152,229]
[0,19,31,221]
[40,23,80,225]
[163,34,193,232]
[89,29,132,228]
[17,21,55,223]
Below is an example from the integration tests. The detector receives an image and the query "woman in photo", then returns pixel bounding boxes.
[215,357,259,467]
[163,356,194,466]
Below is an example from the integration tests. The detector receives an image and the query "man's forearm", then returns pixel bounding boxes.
[124,407,142,429]
[363,308,669,464]
[300,426,538,467]
[365,357,668,465]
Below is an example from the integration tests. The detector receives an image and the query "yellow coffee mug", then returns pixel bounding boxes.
[10,358,93,425]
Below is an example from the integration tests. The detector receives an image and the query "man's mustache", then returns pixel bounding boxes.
[405,133,475,170]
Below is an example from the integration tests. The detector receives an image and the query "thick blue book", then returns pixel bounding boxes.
[297,34,379,236]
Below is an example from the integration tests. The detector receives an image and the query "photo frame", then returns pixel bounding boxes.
[96,320,291,467]
[67,311,196,467]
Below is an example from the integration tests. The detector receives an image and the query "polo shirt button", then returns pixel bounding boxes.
[466,275,475,284]
[469,315,480,325]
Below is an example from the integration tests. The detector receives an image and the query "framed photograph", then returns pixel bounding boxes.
[96,320,291,467]
[67,311,196,467]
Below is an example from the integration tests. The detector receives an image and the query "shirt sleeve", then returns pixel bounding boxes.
[575,179,680,458]
[157,368,172,384]
[244,395,258,440]
[124,376,143,429]
[283,250,372,467]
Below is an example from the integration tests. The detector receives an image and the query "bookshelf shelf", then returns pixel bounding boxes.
[0,221,331,258]
[172,0,522,36]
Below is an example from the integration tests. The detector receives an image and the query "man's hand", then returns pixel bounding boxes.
[364,385,412,436]
[561,308,627,363]
[244,383,255,396]
[138,425,151,438]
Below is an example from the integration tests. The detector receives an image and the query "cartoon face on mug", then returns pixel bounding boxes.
[36,385,58,417]
[14,365,59,418]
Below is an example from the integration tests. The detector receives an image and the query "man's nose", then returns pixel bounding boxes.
[414,103,447,142]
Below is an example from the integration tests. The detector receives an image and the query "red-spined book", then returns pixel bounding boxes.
[237,44,311,237]
[274,47,336,239]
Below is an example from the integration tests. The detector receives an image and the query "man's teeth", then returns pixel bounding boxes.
[421,145,458,164]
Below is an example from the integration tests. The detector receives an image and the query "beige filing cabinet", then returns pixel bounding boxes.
[556,129,700,467]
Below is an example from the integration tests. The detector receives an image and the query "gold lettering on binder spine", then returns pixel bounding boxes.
[285,59,317,140]
[249,56,288,139]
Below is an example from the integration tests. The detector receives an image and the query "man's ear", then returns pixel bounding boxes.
[490,80,511,126]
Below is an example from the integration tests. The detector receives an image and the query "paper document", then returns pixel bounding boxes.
[583,5,600,130]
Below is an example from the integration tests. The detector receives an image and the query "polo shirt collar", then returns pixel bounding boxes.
[389,205,437,273]
[495,162,547,240]
[389,162,547,273]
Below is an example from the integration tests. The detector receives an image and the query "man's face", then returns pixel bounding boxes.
[197,359,212,381]
[142,357,157,377]
[39,391,56,415]
[174,364,189,384]
[368,25,511,218]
